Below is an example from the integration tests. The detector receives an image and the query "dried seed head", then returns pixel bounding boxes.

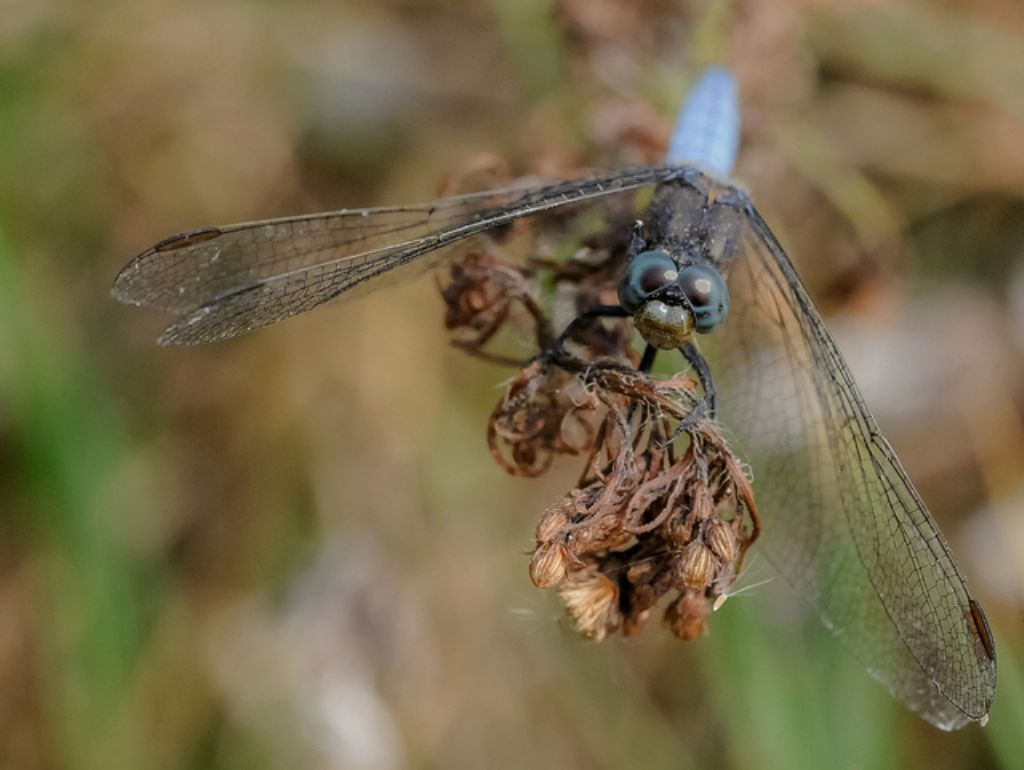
[705,519,737,564]
[535,501,572,543]
[665,590,711,641]
[559,569,622,641]
[530,542,569,588]
[679,542,718,590]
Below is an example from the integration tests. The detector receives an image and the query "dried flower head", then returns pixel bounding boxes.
[439,194,759,646]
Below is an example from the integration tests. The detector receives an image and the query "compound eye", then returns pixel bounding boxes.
[676,264,729,333]
[617,250,678,312]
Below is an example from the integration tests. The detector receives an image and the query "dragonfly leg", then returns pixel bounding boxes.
[637,343,657,374]
[659,342,716,444]
[547,304,630,358]
[681,341,716,417]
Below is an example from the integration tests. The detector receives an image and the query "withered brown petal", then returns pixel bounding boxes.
[679,542,718,590]
[529,542,569,588]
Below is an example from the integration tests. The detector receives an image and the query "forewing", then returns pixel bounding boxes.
[699,200,997,729]
[113,166,682,345]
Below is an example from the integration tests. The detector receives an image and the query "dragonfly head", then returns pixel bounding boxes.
[618,250,729,349]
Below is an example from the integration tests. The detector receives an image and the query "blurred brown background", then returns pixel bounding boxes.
[1,1,1023,768]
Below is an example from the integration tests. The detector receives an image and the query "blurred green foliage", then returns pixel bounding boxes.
[1,1,1023,769]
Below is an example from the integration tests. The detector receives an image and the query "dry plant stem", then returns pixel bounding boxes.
[441,248,759,643]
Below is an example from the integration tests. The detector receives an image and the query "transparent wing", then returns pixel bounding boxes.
[697,197,997,730]
[113,165,682,345]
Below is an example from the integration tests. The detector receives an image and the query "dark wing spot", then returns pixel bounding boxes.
[968,599,996,662]
[154,227,223,252]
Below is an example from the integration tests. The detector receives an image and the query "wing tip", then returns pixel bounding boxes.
[112,227,223,306]
[111,263,145,305]
[111,273,139,305]
[111,241,165,305]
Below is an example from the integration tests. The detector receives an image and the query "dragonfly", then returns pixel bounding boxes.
[113,67,997,730]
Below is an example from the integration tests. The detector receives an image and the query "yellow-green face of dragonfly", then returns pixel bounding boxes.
[633,299,695,350]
